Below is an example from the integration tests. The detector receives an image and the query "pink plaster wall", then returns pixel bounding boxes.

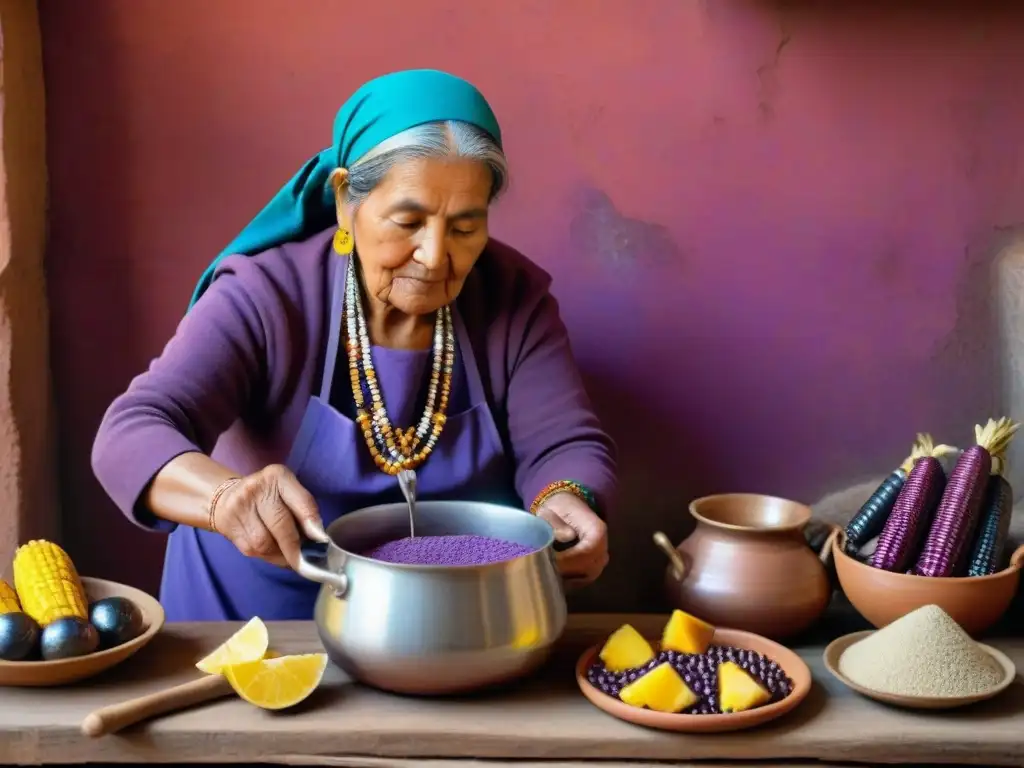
[0,0,58,575]
[39,0,1024,608]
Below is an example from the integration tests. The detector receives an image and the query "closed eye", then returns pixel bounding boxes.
[390,218,483,236]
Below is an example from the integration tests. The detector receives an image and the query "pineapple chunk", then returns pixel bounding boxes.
[719,661,771,713]
[661,609,716,655]
[599,624,655,672]
[620,662,699,713]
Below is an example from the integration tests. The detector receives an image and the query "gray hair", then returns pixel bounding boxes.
[345,120,508,208]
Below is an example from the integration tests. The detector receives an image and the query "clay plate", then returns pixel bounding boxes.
[0,577,165,687]
[823,630,1016,710]
[575,627,811,733]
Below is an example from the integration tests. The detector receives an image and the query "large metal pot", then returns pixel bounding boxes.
[295,500,567,695]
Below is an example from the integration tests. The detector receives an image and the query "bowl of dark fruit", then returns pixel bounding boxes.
[576,609,811,733]
[0,551,164,687]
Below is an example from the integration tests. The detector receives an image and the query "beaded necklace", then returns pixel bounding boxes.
[344,255,455,475]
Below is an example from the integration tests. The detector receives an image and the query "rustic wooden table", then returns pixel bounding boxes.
[0,610,1021,767]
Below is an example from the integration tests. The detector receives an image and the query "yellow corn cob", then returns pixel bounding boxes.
[0,579,21,614]
[12,540,88,626]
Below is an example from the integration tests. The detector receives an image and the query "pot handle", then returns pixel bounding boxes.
[1009,544,1024,571]
[819,525,843,566]
[653,531,686,581]
[295,537,349,597]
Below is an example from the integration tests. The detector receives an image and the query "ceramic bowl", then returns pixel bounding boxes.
[823,630,1016,709]
[0,577,164,687]
[831,529,1024,637]
[575,627,811,733]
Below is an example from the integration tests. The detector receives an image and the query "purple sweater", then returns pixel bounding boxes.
[92,230,616,531]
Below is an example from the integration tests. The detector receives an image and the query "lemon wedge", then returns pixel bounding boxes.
[223,653,329,710]
[195,616,270,674]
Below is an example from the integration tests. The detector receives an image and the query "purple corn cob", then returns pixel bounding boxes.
[871,457,946,572]
[913,445,991,577]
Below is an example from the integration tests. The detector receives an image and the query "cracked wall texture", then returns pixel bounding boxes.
[0,0,57,575]
[38,0,1024,609]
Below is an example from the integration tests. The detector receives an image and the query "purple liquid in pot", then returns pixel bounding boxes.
[362,534,535,566]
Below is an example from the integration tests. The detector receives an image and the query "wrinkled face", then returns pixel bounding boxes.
[343,157,492,316]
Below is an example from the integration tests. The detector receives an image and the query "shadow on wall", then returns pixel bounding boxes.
[993,225,1024,491]
[570,370,733,613]
[42,2,161,585]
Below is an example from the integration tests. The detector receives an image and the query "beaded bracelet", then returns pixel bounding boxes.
[207,477,241,533]
[529,480,597,516]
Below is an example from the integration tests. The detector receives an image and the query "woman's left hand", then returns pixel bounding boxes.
[535,493,609,588]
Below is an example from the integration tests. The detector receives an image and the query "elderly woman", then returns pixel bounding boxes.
[92,69,616,622]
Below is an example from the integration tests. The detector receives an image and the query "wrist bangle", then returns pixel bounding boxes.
[207,477,241,533]
[529,480,597,516]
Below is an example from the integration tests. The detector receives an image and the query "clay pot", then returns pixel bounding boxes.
[831,529,1024,637]
[653,494,835,640]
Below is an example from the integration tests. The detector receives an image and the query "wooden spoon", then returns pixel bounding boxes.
[81,673,233,737]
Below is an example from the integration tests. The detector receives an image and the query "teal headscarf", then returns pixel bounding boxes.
[187,69,502,310]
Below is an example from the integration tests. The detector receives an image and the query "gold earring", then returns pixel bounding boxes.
[333,227,354,255]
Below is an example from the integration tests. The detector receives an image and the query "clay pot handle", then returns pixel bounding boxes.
[819,525,844,566]
[1009,544,1024,571]
[653,531,686,581]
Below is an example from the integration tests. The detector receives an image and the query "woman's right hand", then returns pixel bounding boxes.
[211,464,328,569]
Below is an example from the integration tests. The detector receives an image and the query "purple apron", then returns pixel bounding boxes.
[160,258,518,621]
